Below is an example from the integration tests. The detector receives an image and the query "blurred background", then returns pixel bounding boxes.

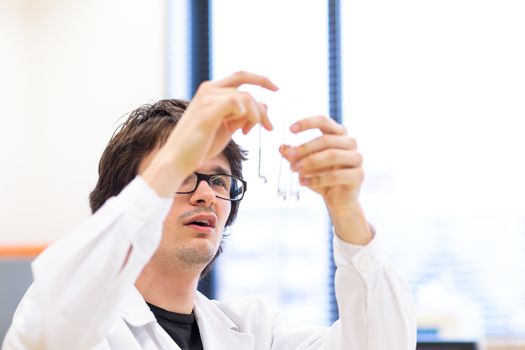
[1,1,525,349]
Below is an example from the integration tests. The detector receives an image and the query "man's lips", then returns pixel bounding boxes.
[185,223,215,234]
[183,213,218,229]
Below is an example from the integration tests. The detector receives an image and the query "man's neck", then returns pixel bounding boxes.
[136,262,201,315]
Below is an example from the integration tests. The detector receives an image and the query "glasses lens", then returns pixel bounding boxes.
[209,175,230,197]
[210,175,244,200]
[229,176,244,200]
[179,173,198,192]
[177,173,244,201]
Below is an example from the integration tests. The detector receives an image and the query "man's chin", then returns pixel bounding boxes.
[193,232,210,239]
[174,246,215,266]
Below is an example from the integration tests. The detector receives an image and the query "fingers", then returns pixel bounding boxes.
[206,90,272,134]
[299,168,364,189]
[242,104,272,134]
[287,148,363,175]
[214,71,279,91]
[290,115,347,136]
[196,73,274,135]
[282,134,357,162]
[241,96,261,135]
[258,102,273,131]
[278,119,363,195]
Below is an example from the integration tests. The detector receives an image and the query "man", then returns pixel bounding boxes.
[3,72,416,349]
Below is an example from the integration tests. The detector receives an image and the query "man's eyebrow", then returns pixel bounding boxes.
[212,166,231,175]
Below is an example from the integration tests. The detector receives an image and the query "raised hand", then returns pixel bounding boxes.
[143,71,278,197]
[169,71,278,174]
[280,115,363,207]
[280,115,372,245]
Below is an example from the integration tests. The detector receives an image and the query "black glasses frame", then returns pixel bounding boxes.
[176,172,248,202]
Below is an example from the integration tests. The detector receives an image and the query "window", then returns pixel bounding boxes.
[341,0,525,340]
[211,0,332,325]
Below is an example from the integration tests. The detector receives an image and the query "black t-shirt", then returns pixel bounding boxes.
[147,303,203,350]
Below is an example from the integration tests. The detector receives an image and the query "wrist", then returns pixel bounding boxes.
[141,149,190,198]
[324,195,361,216]
[326,200,373,245]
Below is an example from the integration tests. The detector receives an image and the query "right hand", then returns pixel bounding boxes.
[143,71,279,196]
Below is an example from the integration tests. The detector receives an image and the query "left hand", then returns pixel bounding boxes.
[280,115,372,245]
[279,115,364,209]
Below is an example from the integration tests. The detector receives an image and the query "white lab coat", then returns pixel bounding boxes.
[2,177,416,350]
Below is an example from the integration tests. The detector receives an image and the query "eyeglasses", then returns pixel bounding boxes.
[176,172,247,202]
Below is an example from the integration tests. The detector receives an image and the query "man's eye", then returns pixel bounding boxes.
[211,176,227,187]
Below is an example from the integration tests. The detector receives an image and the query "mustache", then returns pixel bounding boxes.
[179,207,216,222]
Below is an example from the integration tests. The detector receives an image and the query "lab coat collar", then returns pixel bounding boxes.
[119,287,255,349]
[195,292,255,349]
[119,286,156,327]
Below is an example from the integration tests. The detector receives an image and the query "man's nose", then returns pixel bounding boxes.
[189,179,216,206]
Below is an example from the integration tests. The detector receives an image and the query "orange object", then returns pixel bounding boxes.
[0,245,48,258]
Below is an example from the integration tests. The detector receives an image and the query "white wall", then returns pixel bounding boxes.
[0,0,166,244]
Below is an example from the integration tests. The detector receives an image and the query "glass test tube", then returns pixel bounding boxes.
[256,88,301,200]
[276,94,300,200]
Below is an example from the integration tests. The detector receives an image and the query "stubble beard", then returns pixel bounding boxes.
[172,208,220,268]
[174,245,215,266]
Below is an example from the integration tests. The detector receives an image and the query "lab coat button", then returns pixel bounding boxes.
[357,255,377,273]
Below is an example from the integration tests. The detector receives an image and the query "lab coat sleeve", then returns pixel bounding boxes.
[324,234,417,349]
[2,176,173,350]
[271,233,417,350]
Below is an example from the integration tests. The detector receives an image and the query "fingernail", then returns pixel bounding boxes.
[300,178,310,186]
[290,123,299,133]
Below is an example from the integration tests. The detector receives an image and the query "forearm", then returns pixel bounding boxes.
[141,146,189,198]
[325,199,373,245]
[8,177,171,349]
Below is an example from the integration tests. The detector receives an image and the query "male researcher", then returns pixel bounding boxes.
[3,71,416,349]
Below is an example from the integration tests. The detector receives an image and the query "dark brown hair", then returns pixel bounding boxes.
[89,99,247,277]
